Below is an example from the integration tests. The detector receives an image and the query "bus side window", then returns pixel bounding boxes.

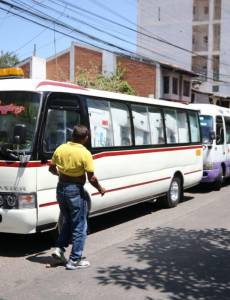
[177,110,189,143]
[148,106,165,144]
[224,117,230,144]
[87,98,113,148]
[189,112,200,143]
[131,104,151,145]
[110,101,132,147]
[164,109,178,144]
[216,116,224,145]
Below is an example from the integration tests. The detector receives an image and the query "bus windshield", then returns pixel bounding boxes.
[199,115,213,144]
[0,91,40,160]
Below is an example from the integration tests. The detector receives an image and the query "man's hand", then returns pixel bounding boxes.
[99,187,106,196]
[49,164,59,176]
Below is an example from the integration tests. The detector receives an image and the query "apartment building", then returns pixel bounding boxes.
[192,0,230,106]
[137,0,230,106]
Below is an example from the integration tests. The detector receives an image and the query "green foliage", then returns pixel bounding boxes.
[75,65,135,95]
[0,51,19,68]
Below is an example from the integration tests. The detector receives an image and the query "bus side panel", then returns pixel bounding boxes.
[0,166,37,234]
[36,165,59,229]
[88,147,203,214]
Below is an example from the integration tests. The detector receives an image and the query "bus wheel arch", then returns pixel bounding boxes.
[163,172,183,208]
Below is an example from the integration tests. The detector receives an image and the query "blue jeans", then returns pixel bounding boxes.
[56,182,88,261]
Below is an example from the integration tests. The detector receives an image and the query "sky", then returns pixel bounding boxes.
[0,0,137,61]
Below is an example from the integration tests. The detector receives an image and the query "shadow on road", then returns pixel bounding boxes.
[188,178,230,194]
[95,227,230,300]
[0,232,54,257]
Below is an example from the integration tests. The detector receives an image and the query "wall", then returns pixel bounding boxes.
[117,56,156,97]
[46,51,70,81]
[137,0,193,71]
[74,46,102,81]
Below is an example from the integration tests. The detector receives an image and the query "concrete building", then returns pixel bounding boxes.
[137,0,230,107]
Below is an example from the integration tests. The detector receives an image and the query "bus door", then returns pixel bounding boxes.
[224,116,230,176]
[215,115,226,167]
[36,92,84,230]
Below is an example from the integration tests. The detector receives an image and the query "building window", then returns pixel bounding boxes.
[203,36,208,44]
[193,6,196,15]
[213,85,219,92]
[183,80,190,97]
[163,76,170,94]
[172,77,178,95]
[204,6,209,15]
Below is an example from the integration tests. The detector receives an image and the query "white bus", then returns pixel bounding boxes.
[0,78,203,234]
[190,103,230,189]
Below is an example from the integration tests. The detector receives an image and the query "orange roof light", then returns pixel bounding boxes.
[0,67,24,79]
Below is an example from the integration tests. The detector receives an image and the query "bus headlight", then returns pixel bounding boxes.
[0,193,36,209]
[18,194,36,209]
[6,195,17,208]
[203,162,214,170]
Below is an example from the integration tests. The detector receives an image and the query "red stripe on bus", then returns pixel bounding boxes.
[39,201,58,208]
[0,145,202,167]
[36,81,87,90]
[0,161,50,167]
[91,176,171,196]
[93,145,202,160]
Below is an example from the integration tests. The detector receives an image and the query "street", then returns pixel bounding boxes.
[0,182,230,300]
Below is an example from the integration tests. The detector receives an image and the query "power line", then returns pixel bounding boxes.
[1,0,230,84]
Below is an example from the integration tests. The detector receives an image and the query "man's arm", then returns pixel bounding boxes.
[87,172,105,196]
[49,164,59,176]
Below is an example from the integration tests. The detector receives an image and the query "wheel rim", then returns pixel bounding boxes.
[170,180,179,202]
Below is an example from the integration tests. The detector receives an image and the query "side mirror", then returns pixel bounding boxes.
[13,124,27,144]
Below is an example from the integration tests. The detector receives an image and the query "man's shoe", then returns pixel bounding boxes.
[66,258,90,270]
[52,247,67,264]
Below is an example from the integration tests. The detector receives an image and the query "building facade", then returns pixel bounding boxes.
[19,42,194,103]
[137,0,230,106]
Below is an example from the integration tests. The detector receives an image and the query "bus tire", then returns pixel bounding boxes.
[163,176,182,208]
[214,166,224,190]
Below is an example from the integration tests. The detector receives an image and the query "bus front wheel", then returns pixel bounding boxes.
[163,176,182,208]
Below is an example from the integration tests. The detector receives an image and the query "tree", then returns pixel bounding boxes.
[0,51,19,68]
[75,65,135,95]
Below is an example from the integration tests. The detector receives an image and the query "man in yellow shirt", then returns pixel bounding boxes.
[49,124,105,270]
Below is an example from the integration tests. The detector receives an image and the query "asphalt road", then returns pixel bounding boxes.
[0,182,230,300]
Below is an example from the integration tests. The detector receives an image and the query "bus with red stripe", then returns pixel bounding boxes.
[0,78,202,234]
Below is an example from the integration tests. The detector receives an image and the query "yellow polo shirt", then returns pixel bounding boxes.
[51,142,94,177]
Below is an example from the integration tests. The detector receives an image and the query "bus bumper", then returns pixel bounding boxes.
[202,168,220,183]
[0,208,37,234]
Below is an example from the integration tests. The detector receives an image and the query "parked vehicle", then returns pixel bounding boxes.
[190,103,230,189]
[0,77,202,234]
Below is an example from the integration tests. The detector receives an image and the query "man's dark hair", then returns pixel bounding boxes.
[72,125,89,142]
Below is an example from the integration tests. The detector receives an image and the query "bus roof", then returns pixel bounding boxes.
[0,78,197,110]
[189,103,230,116]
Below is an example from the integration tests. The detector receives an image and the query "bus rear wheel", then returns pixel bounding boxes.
[163,176,182,208]
[214,166,224,190]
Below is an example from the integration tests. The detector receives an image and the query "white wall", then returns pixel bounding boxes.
[137,0,193,71]
[31,56,46,80]
[218,0,230,96]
